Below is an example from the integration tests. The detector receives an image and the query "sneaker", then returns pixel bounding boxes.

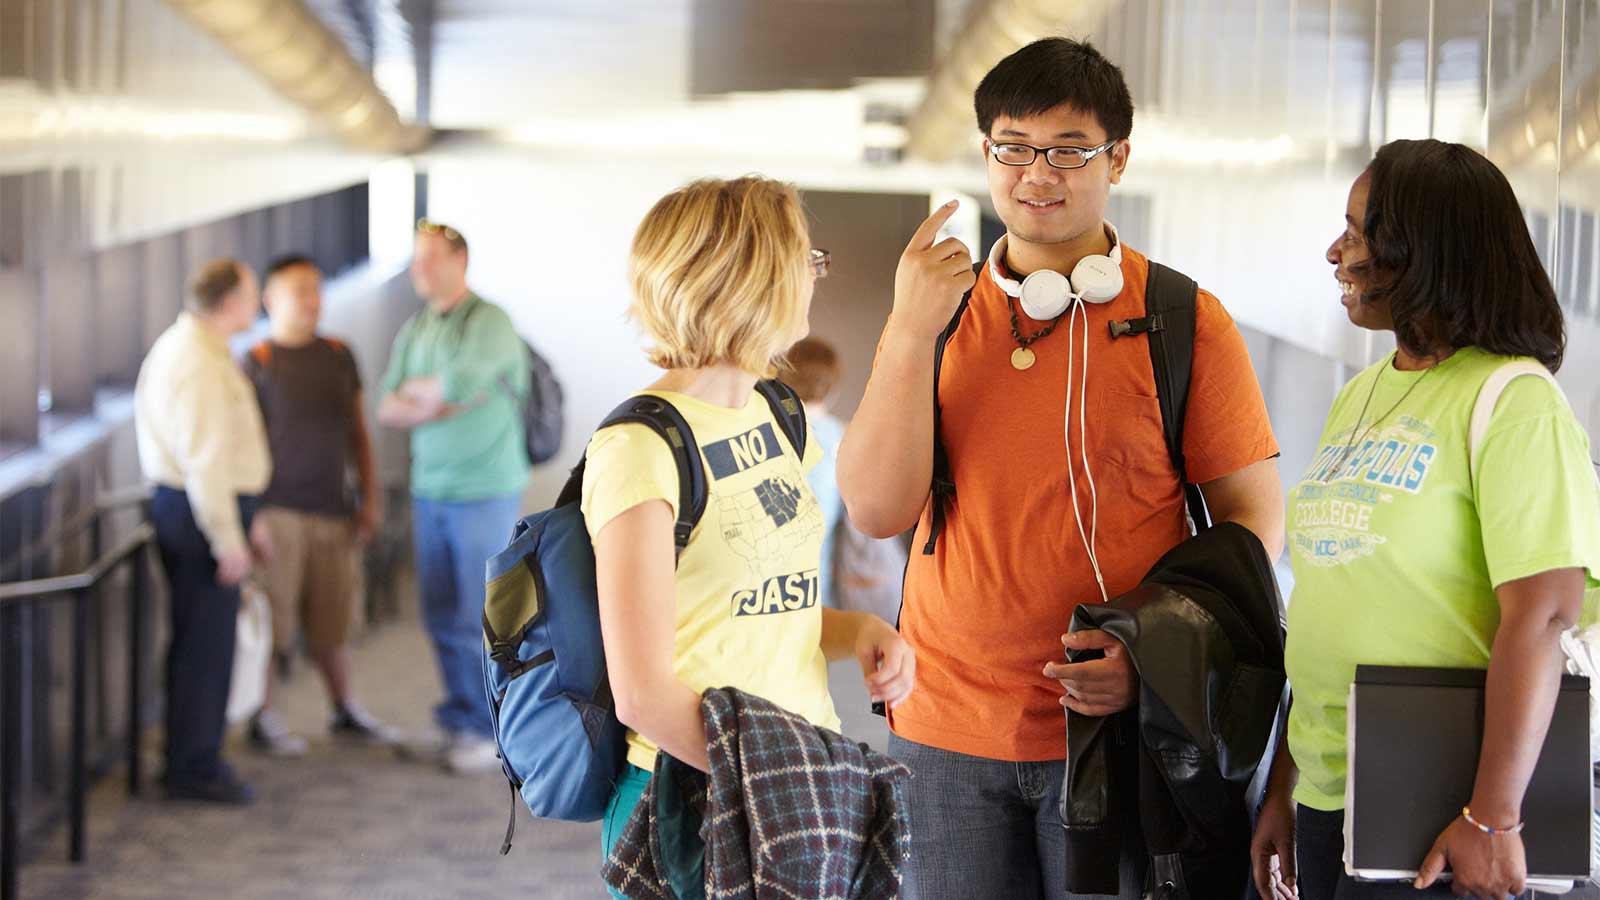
[248,710,308,757]
[444,735,502,774]
[165,774,256,805]
[329,703,398,745]
[392,728,456,764]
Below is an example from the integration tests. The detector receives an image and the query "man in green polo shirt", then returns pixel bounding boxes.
[378,219,529,774]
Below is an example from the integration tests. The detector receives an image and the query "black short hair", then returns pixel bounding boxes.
[974,38,1134,141]
[264,254,319,284]
[1357,139,1565,371]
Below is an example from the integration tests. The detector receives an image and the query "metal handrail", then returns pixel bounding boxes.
[1,509,154,900]
[0,525,153,603]
[94,486,152,513]
[3,486,151,580]
[0,481,407,900]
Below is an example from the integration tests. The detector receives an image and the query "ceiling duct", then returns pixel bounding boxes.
[161,0,427,153]
[905,0,1118,162]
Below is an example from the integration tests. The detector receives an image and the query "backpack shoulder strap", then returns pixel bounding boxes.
[1143,261,1210,532]
[1469,360,1564,478]
[555,395,707,556]
[923,288,974,555]
[754,378,807,459]
[249,341,272,369]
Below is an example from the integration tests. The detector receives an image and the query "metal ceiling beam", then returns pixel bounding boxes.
[161,0,429,154]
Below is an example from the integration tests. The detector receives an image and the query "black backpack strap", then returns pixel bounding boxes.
[923,290,973,556]
[864,289,973,718]
[1143,262,1210,532]
[554,395,707,556]
[754,378,808,460]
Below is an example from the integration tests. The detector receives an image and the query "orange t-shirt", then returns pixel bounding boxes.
[886,242,1278,762]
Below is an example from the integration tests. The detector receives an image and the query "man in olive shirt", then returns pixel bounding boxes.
[378,220,529,774]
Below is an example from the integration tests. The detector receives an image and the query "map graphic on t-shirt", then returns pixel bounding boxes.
[719,474,824,575]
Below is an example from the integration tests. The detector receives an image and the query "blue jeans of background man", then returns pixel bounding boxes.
[888,733,1146,900]
[411,493,520,738]
[151,486,257,787]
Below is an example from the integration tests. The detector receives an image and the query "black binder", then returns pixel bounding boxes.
[1350,666,1587,883]
[1346,665,1592,889]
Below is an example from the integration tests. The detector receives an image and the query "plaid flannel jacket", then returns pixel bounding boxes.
[602,687,911,900]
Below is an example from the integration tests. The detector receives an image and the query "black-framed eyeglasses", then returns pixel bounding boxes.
[988,139,1118,170]
[809,248,830,278]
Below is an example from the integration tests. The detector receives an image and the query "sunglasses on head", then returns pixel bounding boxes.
[416,218,465,247]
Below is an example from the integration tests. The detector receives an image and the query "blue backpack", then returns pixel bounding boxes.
[481,380,808,852]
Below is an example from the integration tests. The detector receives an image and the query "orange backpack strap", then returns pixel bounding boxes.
[249,341,272,368]
[320,336,347,354]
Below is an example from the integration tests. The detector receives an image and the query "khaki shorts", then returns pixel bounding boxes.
[255,507,361,655]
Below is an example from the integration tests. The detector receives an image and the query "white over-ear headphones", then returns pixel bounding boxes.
[987,226,1127,603]
[987,231,1125,320]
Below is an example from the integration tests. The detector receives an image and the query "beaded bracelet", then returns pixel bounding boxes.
[1461,806,1525,835]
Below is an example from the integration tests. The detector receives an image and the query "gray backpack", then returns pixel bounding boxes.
[465,300,565,465]
[516,339,564,465]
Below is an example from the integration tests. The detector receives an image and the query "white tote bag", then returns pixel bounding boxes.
[226,582,272,724]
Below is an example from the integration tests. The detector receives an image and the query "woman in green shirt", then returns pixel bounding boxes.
[1251,140,1600,899]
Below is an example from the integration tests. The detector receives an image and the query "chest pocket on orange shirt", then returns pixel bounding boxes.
[1091,387,1174,478]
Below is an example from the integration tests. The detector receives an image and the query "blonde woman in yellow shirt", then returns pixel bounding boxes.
[583,177,916,881]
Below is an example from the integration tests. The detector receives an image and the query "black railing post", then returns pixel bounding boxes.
[127,547,146,797]
[68,587,89,864]
[2,604,23,900]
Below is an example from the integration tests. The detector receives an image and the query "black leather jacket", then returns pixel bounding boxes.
[1060,523,1286,899]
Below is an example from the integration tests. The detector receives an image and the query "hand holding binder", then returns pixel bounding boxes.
[1413,813,1527,895]
[1345,666,1591,893]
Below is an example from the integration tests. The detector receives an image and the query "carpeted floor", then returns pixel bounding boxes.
[18,617,889,900]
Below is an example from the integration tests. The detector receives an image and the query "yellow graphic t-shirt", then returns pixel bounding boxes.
[580,389,840,770]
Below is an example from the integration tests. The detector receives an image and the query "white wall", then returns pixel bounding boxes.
[420,156,943,511]
[423,156,686,508]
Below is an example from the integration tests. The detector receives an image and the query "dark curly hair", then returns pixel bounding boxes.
[1354,139,1565,371]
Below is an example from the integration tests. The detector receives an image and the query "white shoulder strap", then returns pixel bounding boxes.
[1469,360,1565,477]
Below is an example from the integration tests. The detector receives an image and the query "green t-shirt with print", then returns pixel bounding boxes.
[1285,347,1600,811]
[381,294,530,502]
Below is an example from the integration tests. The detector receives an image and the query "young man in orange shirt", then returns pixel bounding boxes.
[839,39,1284,899]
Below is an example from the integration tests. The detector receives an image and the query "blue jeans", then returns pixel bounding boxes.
[888,733,1145,900]
[412,493,521,738]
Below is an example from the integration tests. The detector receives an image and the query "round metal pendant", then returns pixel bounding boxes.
[1011,347,1036,370]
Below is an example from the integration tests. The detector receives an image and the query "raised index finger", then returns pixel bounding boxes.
[906,200,959,253]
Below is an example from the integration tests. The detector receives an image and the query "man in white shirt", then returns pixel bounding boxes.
[135,258,273,804]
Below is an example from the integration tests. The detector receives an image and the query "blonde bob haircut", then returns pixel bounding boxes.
[629,176,811,377]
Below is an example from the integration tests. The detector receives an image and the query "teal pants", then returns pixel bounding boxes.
[601,764,652,899]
